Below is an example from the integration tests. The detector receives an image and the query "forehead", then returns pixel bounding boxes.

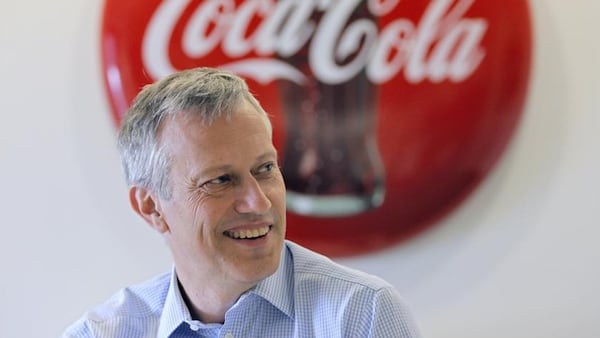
[159,100,275,167]
[174,97,271,134]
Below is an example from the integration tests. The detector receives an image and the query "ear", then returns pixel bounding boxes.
[129,185,169,233]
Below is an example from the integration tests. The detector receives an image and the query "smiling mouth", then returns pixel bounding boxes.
[224,225,271,240]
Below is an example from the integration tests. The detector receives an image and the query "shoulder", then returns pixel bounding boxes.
[62,271,171,337]
[286,240,392,291]
[286,241,421,337]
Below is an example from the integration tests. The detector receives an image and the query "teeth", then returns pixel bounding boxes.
[226,226,270,239]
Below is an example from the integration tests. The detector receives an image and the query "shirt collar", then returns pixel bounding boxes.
[249,242,295,319]
[157,266,193,338]
[157,242,295,337]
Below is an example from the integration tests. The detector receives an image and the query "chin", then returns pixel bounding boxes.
[236,250,281,284]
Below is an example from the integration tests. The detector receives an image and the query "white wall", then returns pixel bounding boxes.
[1,1,598,337]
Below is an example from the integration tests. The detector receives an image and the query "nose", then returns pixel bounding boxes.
[234,176,272,214]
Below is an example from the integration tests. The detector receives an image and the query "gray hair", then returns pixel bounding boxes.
[117,67,270,199]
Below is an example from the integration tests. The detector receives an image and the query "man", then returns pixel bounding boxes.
[64,67,421,337]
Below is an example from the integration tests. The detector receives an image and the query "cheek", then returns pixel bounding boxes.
[269,179,287,211]
[191,198,232,233]
[165,199,208,239]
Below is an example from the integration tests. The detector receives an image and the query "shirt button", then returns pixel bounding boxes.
[224,333,234,338]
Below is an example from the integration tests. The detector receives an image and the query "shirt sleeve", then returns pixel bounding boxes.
[368,286,422,338]
[62,318,95,338]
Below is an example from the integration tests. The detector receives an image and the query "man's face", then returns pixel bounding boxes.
[156,99,286,288]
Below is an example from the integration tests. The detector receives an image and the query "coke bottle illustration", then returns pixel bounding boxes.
[279,3,385,217]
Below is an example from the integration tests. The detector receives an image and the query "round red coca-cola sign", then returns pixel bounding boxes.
[101,0,532,256]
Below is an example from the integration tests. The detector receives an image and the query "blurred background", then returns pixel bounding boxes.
[0,1,598,337]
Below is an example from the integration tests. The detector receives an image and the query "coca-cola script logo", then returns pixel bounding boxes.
[102,0,531,256]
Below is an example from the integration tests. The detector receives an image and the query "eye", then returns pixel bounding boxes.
[200,174,233,193]
[209,175,232,185]
[254,162,278,176]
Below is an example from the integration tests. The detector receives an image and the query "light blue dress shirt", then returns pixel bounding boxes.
[63,241,420,337]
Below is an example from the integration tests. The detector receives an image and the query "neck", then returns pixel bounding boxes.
[176,271,255,324]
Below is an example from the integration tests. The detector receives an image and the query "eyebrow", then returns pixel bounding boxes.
[194,150,279,179]
[256,149,279,163]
